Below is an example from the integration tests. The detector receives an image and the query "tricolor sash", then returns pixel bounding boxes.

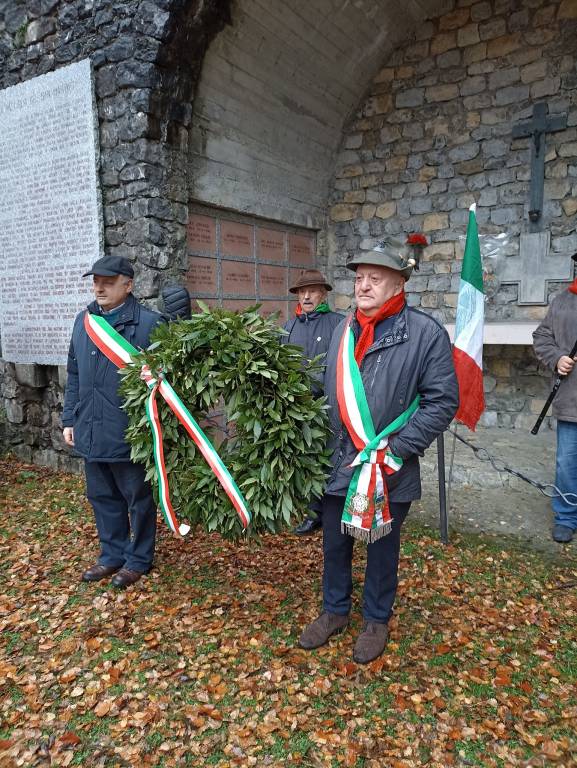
[336,316,420,542]
[84,312,251,537]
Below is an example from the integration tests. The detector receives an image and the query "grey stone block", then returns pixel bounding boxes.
[531,77,561,99]
[116,61,159,89]
[15,364,48,389]
[437,50,461,69]
[25,18,56,45]
[460,75,486,96]
[483,139,509,158]
[488,67,520,91]
[478,187,498,206]
[410,198,433,215]
[395,89,425,108]
[429,180,448,194]
[488,169,515,186]
[491,206,522,225]
[449,143,480,163]
[5,400,24,424]
[495,85,530,106]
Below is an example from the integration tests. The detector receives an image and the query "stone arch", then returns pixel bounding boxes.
[186,0,452,229]
[180,0,452,315]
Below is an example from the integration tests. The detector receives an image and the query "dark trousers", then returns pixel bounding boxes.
[322,494,410,623]
[308,496,323,521]
[84,460,157,573]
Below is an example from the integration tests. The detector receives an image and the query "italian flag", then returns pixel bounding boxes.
[452,204,485,431]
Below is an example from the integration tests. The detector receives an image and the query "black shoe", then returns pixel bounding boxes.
[294,516,322,535]
[552,524,574,543]
[111,568,145,588]
[81,564,122,582]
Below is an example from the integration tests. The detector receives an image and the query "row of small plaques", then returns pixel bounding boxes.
[192,298,295,325]
[186,258,313,299]
[187,213,315,265]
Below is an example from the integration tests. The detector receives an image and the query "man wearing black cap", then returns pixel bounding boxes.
[62,256,163,588]
[283,269,342,535]
[533,252,577,544]
[298,237,458,663]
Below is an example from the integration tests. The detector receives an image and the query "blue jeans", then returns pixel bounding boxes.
[553,421,577,530]
[321,494,410,623]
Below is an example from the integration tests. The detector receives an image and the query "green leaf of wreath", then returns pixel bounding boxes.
[119,307,332,539]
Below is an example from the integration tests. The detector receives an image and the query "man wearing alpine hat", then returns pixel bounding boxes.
[299,236,459,663]
[283,269,342,535]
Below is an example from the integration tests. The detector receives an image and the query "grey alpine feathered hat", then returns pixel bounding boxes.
[346,235,427,280]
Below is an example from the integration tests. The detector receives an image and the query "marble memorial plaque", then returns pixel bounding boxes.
[193,297,219,311]
[289,267,309,291]
[187,214,216,253]
[259,264,287,297]
[221,220,254,258]
[260,301,288,325]
[258,228,285,262]
[186,256,218,294]
[289,233,315,266]
[0,59,102,364]
[223,298,255,312]
[222,260,255,295]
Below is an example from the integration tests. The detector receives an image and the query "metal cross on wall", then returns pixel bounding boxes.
[500,102,572,305]
[512,101,567,232]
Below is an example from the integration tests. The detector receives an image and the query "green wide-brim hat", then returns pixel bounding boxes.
[346,236,416,280]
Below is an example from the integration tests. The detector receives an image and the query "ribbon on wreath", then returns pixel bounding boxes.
[83,312,251,537]
[336,316,420,543]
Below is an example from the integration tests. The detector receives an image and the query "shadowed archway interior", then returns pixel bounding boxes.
[187,0,452,230]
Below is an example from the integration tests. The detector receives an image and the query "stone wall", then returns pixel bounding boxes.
[328,0,577,428]
[0,0,231,468]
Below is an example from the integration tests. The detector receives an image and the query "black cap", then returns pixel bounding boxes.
[82,256,134,278]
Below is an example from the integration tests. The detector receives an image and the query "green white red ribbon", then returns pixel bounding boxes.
[83,312,251,537]
[336,316,420,542]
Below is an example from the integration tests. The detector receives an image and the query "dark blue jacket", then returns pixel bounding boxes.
[62,294,163,462]
[323,306,459,502]
[282,309,342,394]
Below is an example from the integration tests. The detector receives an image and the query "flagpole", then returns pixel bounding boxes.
[437,432,449,544]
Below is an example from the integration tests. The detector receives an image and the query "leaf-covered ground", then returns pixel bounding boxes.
[1,457,576,768]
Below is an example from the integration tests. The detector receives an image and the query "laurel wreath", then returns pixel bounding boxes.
[119,305,331,539]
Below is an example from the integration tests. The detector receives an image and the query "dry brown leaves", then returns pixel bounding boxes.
[0,457,576,768]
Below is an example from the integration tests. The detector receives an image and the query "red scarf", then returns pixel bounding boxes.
[355,291,405,365]
[568,278,577,295]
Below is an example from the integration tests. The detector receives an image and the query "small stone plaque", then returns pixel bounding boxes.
[221,220,254,258]
[260,301,288,325]
[258,228,285,262]
[289,267,309,291]
[192,297,219,311]
[289,233,315,266]
[259,264,287,297]
[222,298,255,312]
[187,214,216,253]
[222,260,255,295]
[186,256,218,294]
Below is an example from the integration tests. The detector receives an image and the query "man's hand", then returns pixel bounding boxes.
[63,427,75,447]
[556,355,576,376]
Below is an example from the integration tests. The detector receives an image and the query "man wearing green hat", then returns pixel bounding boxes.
[283,269,342,534]
[298,237,458,663]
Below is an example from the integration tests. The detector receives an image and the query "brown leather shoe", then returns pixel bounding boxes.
[81,564,122,582]
[353,621,389,664]
[110,568,145,589]
[299,612,348,650]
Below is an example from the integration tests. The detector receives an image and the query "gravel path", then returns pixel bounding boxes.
[411,425,577,558]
